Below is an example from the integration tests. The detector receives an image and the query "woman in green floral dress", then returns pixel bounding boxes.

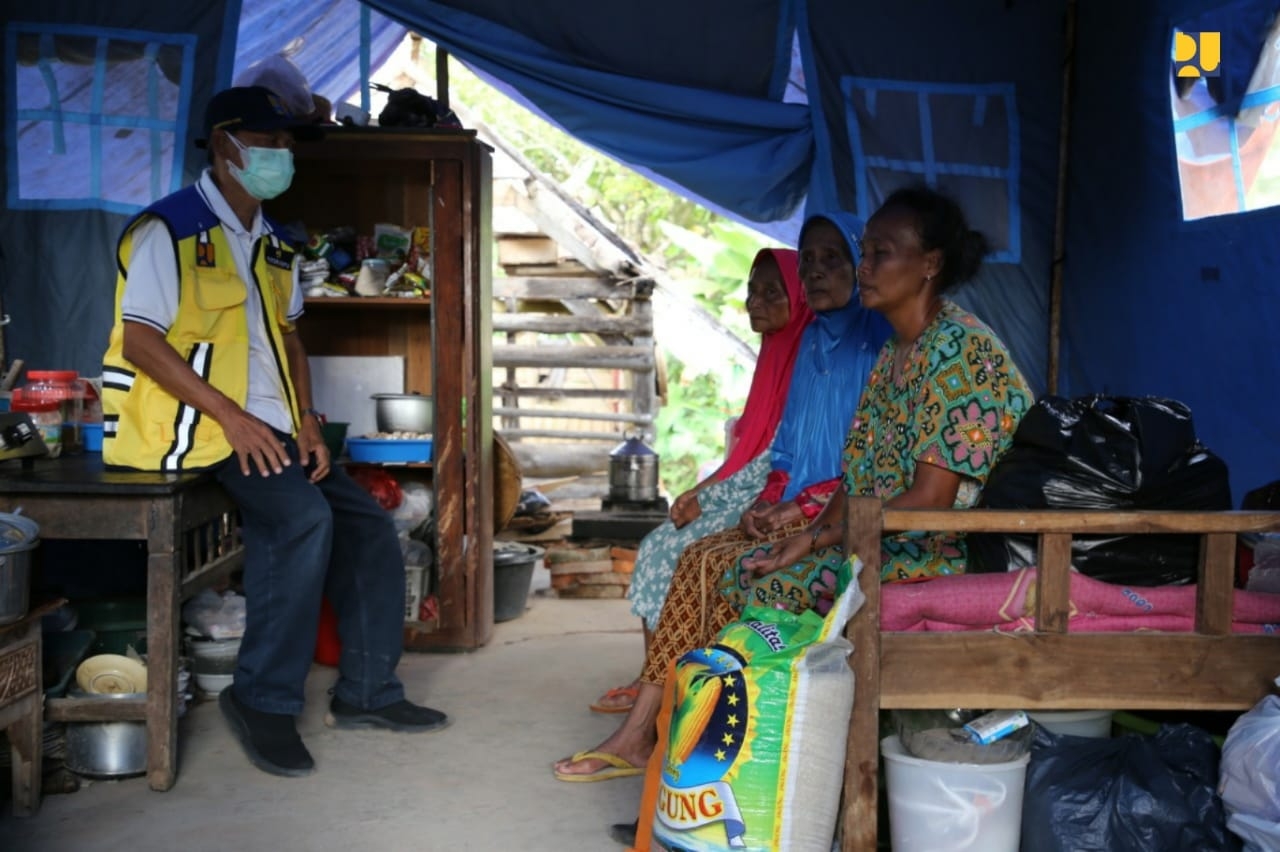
[728,185,1034,609]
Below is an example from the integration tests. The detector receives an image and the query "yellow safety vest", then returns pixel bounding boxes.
[101,186,300,471]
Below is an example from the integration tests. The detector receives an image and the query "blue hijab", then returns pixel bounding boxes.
[769,212,891,500]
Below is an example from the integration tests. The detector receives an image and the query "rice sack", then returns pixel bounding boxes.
[650,558,864,852]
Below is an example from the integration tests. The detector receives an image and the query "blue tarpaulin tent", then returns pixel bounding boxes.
[2,0,1278,500]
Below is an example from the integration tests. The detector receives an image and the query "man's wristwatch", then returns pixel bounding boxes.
[301,407,324,425]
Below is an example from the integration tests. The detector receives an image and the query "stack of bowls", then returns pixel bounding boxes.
[187,634,241,695]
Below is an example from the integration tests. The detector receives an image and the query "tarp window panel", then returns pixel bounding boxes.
[1170,11,1280,221]
[5,23,195,213]
[840,77,1021,264]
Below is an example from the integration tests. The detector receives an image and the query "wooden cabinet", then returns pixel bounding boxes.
[269,129,494,651]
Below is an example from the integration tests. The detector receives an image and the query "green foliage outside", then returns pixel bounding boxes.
[444,54,773,494]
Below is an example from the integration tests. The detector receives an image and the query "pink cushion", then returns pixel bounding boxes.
[880,567,1280,634]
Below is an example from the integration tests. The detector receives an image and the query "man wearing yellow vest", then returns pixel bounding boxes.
[101,86,448,778]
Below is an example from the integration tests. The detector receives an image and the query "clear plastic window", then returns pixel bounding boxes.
[1171,20,1280,220]
[6,24,195,212]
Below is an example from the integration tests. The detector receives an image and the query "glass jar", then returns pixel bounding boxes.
[9,395,62,458]
[22,370,83,455]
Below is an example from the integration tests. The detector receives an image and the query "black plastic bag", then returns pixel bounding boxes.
[969,395,1232,584]
[1021,724,1238,852]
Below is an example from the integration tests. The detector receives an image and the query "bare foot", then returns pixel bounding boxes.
[555,683,662,780]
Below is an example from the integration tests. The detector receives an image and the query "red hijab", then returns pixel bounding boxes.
[716,248,813,481]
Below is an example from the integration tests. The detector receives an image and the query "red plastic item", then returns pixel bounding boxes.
[314,596,341,666]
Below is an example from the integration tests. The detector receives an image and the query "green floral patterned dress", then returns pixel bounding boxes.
[845,301,1032,580]
[719,302,1032,612]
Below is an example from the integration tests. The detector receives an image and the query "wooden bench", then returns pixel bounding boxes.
[839,498,1280,851]
[0,455,243,791]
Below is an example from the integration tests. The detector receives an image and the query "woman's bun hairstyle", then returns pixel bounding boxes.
[880,184,989,291]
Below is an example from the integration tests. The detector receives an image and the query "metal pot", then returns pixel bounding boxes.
[64,690,148,779]
[372,392,433,433]
[0,512,39,625]
[608,435,660,503]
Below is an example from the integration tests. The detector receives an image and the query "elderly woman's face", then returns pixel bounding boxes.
[744,254,792,335]
[798,220,855,313]
[856,206,931,314]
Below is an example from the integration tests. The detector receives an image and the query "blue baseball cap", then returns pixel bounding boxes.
[195,85,322,148]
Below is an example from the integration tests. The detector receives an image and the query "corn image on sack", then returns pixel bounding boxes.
[650,558,865,852]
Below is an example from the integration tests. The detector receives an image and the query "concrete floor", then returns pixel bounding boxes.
[0,590,649,852]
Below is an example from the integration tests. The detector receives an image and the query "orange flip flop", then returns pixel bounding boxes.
[589,685,639,714]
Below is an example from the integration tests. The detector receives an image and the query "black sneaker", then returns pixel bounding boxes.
[608,820,638,847]
[324,696,450,732]
[219,689,315,777]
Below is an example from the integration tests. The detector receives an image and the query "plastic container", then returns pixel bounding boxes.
[81,422,104,452]
[22,370,84,454]
[9,396,62,458]
[42,629,96,697]
[493,543,543,622]
[1027,710,1114,738]
[346,436,432,463]
[77,598,147,656]
[882,734,1029,852]
[0,512,40,625]
[405,563,425,621]
[315,597,341,666]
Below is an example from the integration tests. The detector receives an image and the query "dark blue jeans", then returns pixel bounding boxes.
[215,434,406,715]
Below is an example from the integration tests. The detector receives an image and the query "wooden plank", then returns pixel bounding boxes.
[842,497,883,852]
[499,429,622,441]
[882,508,1280,535]
[880,633,1279,710]
[47,696,147,722]
[1035,533,1072,633]
[496,234,559,266]
[492,313,651,336]
[494,277,640,300]
[493,406,652,425]
[493,385,633,400]
[303,297,431,309]
[1,497,151,540]
[493,345,654,370]
[146,498,179,791]
[1197,532,1236,636]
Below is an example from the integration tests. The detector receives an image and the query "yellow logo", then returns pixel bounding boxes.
[1174,31,1221,78]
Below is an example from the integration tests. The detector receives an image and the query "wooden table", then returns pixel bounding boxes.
[0,455,243,791]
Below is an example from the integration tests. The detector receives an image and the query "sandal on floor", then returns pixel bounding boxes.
[553,750,643,783]
[589,685,639,714]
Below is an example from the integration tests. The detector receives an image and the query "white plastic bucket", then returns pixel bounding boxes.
[1027,710,1114,738]
[881,735,1029,852]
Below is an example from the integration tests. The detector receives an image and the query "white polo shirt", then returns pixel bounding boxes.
[120,170,304,433]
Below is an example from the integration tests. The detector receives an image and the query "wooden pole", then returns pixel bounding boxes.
[436,46,450,112]
[1047,0,1078,396]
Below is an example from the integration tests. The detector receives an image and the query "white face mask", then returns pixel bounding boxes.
[225,132,295,200]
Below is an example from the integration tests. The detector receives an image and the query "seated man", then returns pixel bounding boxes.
[100,86,447,778]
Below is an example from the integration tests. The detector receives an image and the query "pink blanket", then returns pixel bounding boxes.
[880,568,1280,633]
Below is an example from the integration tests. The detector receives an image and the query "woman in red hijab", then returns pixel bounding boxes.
[590,248,812,713]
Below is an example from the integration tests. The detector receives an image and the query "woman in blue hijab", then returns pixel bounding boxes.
[553,211,889,782]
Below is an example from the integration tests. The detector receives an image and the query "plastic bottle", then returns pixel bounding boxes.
[23,370,83,454]
[9,393,62,457]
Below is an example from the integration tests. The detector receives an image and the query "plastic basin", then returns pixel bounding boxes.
[1027,710,1114,738]
[346,437,432,463]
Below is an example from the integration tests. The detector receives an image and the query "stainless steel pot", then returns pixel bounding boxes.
[608,435,660,503]
[0,512,39,625]
[372,392,433,433]
[65,690,148,778]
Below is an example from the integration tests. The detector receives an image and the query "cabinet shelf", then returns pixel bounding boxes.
[304,297,431,309]
[273,132,494,651]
